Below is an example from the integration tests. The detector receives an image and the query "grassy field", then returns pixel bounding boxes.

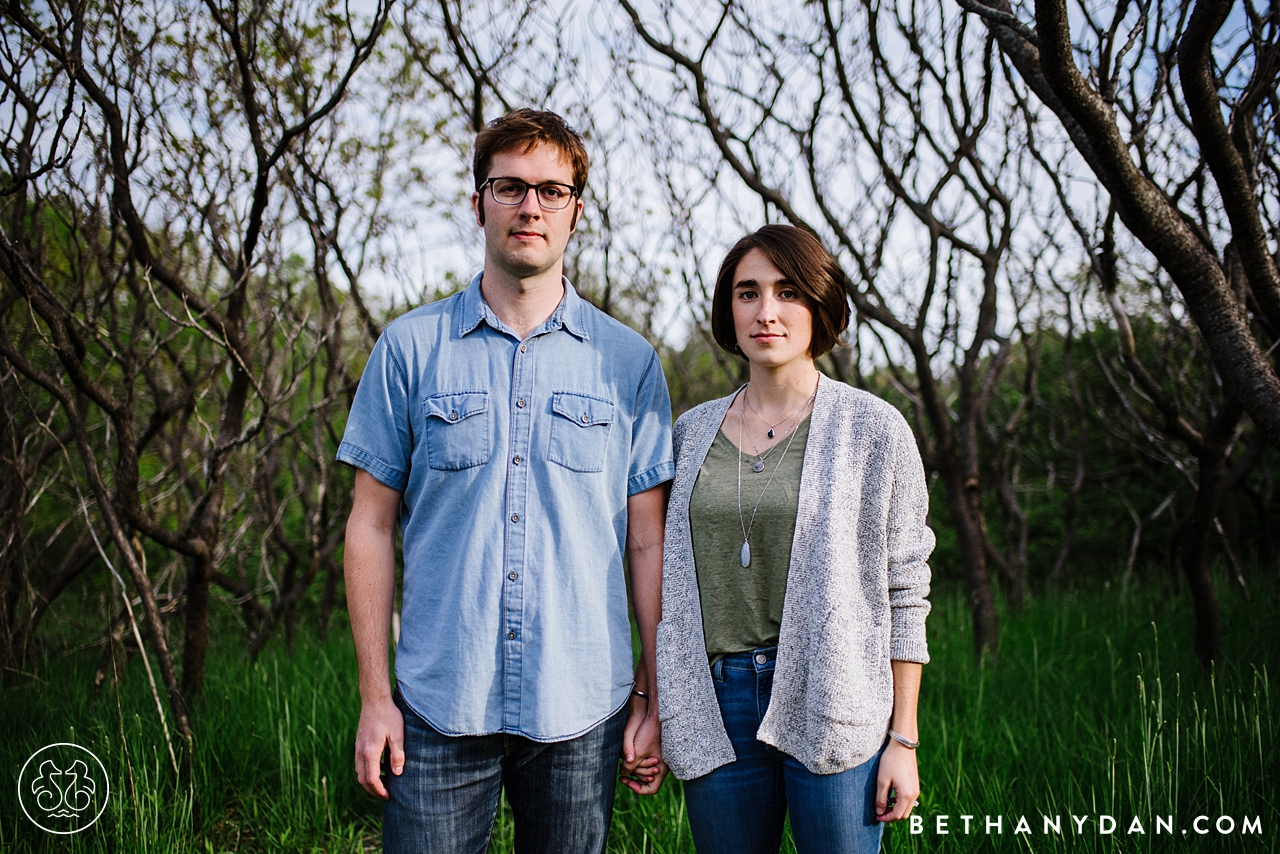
[1,579,1276,852]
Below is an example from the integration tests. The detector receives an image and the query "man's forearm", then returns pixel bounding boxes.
[626,484,667,708]
[347,526,397,701]
[346,472,401,703]
[630,585,659,703]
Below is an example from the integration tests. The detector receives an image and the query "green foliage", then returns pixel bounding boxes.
[967,320,1273,588]
[660,330,744,419]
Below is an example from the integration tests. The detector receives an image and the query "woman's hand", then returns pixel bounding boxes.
[874,740,920,822]
[620,691,668,795]
[878,659,923,821]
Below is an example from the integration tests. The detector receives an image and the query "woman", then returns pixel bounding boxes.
[656,225,933,854]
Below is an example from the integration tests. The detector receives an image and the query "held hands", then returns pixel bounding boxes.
[355,695,405,800]
[620,691,668,795]
[874,739,920,822]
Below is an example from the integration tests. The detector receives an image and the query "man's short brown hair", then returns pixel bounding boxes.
[473,109,590,192]
[710,224,851,360]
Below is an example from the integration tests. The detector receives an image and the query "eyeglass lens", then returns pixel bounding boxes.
[489,178,575,210]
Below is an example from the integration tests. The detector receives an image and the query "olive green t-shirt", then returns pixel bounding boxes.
[689,415,810,660]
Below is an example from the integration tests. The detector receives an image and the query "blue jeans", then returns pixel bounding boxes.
[682,648,885,854]
[383,686,627,854]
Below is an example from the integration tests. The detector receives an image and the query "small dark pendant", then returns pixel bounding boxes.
[753,459,765,473]
[767,428,775,439]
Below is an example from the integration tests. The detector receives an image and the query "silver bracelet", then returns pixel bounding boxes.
[630,689,650,702]
[888,728,919,749]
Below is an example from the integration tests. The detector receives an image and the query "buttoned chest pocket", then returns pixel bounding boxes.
[423,391,490,470]
[548,392,615,473]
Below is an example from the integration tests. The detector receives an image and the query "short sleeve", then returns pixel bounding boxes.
[626,349,676,495]
[336,332,412,492]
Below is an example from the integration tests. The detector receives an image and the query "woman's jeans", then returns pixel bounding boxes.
[683,647,886,854]
[383,685,626,854]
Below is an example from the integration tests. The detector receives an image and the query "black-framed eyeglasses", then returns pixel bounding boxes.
[480,177,579,211]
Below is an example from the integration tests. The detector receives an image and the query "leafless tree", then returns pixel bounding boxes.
[1088,204,1248,663]
[960,0,1280,449]
[959,0,1278,662]
[614,0,1072,653]
[0,0,392,749]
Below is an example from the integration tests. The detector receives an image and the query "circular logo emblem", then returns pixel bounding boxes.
[17,743,109,834]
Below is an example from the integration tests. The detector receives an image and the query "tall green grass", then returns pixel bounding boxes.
[2,581,1275,852]
[885,587,1278,853]
[2,633,373,853]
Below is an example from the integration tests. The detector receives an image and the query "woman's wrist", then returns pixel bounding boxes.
[887,728,920,749]
[887,710,919,744]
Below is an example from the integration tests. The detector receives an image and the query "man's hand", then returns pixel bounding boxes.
[622,483,668,795]
[620,692,667,795]
[355,695,405,800]
[345,470,404,800]
[874,740,920,822]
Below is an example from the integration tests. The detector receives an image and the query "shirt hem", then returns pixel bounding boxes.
[398,683,631,743]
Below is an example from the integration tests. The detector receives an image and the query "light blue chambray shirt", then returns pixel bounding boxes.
[337,274,675,741]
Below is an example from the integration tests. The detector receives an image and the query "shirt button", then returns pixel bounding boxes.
[755,653,768,664]
[508,630,517,639]
[449,411,458,421]
[517,398,525,408]
[520,344,527,353]
[511,513,519,523]
[581,412,589,423]
[513,455,522,466]
[508,571,517,581]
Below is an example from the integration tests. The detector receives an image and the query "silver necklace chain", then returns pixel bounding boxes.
[744,384,813,439]
[736,387,815,568]
[743,401,809,472]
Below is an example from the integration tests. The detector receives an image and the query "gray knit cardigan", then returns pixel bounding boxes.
[656,373,934,779]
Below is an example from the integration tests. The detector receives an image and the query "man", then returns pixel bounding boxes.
[338,108,672,854]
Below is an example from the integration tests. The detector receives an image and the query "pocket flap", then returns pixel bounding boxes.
[551,392,614,427]
[424,391,488,422]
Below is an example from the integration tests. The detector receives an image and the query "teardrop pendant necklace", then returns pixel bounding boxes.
[737,386,814,567]
[744,386,814,439]
[743,399,810,473]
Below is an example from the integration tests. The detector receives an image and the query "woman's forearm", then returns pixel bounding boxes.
[888,660,922,741]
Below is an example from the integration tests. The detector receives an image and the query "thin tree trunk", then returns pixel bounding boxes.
[1181,400,1244,665]
[941,462,1000,656]
[1051,296,1087,587]
[181,555,212,699]
[986,452,1029,609]
[318,555,339,639]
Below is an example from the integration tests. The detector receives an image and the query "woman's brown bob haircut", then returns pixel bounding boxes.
[473,109,590,193]
[711,225,851,360]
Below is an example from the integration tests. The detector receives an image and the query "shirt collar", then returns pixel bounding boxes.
[555,278,591,340]
[458,273,590,341]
